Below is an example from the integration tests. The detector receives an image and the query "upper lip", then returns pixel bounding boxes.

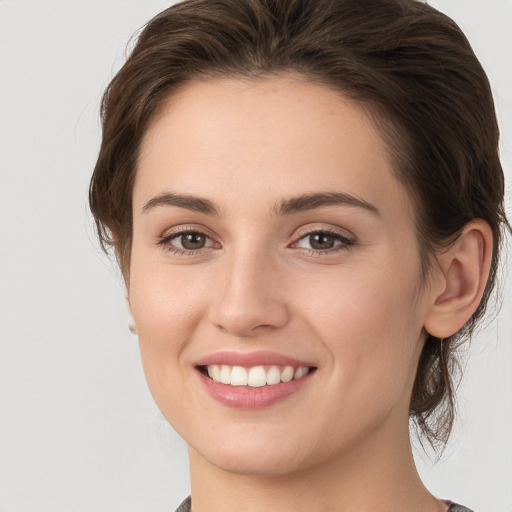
[195,350,316,368]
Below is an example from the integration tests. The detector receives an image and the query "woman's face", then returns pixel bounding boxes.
[129,75,436,476]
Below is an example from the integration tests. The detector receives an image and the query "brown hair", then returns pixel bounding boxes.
[89,0,509,449]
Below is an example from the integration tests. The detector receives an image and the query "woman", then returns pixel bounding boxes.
[89,0,509,510]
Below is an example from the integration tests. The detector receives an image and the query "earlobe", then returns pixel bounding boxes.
[424,219,493,338]
[126,296,137,334]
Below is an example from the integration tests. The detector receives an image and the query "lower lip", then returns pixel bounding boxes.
[197,369,314,409]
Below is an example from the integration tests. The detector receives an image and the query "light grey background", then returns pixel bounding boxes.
[0,1,510,511]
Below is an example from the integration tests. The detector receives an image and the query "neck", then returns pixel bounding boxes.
[187,418,444,512]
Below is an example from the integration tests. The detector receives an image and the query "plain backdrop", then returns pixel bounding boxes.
[0,1,511,511]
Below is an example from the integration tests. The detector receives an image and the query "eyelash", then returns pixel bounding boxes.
[157,226,355,256]
[157,227,218,256]
[291,227,355,256]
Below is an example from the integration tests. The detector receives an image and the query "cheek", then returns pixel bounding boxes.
[129,268,215,435]
[296,255,422,339]
[128,251,210,387]
[293,254,424,397]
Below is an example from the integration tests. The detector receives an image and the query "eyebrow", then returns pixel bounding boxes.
[142,192,218,215]
[273,191,381,217]
[141,190,380,217]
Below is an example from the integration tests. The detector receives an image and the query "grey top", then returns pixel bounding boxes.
[175,496,191,512]
[174,496,474,511]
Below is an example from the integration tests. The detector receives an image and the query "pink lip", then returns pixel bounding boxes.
[194,351,317,409]
[197,369,315,409]
[195,350,315,369]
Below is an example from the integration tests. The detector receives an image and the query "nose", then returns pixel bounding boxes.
[208,247,290,338]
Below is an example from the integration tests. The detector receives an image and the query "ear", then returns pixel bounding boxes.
[424,219,494,338]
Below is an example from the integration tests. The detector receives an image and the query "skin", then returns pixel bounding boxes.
[128,74,492,512]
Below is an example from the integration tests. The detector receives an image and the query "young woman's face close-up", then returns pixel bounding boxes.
[128,75,444,478]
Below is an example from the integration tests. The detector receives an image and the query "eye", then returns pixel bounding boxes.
[293,229,354,253]
[158,229,218,254]
[174,232,210,250]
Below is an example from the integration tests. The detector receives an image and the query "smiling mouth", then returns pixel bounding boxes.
[198,364,316,387]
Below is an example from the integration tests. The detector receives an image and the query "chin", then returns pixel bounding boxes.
[196,444,313,477]
[183,423,320,478]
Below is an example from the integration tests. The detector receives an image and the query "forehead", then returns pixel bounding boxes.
[135,74,412,220]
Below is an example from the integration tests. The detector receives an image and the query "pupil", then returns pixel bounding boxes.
[181,233,205,249]
[310,233,334,250]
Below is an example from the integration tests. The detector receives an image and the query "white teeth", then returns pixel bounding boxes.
[220,365,231,385]
[211,365,221,382]
[294,367,309,380]
[230,366,248,386]
[266,365,281,385]
[206,364,311,387]
[293,366,311,380]
[248,366,267,387]
[280,366,294,383]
